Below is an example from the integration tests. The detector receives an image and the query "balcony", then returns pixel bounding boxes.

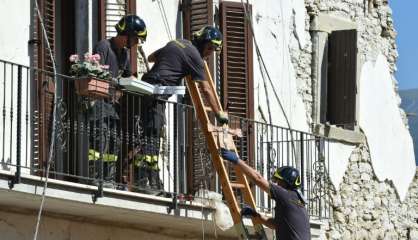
[0,59,330,237]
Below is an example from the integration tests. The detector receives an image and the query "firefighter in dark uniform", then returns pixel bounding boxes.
[88,15,147,188]
[221,149,311,240]
[135,26,228,193]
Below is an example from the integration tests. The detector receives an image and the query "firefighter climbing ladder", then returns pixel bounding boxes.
[186,62,268,240]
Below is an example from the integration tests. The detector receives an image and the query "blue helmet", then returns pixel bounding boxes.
[192,26,223,51]
[273,166,301,189]
[115,15,147,41]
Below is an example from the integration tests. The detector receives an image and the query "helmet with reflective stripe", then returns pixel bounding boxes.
[192,26,223,51]
[273,166,301,189]
[115,15,147,41]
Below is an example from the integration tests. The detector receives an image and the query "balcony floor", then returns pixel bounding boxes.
[0,170,249,239]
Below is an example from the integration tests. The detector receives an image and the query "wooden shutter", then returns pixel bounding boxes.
[327,30,357,129]
[182,0,215,193]
[33,0,56,171]
[220,1,254,166]
[182,0,214,73]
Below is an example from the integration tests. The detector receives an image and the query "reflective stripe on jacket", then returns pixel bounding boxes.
[88,149,118,162]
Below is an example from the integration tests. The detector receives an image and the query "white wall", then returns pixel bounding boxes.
[0,0,32,173]
[0,0,31,65]
[137,0,180,58]
[328,141,356,190]
[251,0,309,132]
[359,54,416,200]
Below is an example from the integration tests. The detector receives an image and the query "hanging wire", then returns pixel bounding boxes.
[156,0,173,40]
[33,0,59,239]
[240,0,297,166]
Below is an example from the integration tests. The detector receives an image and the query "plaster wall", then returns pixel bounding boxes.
[359,54,415,200]
[137,0,181,60]
[0,0,32,174]
[250,0,310,132]
[0,0,31,65]
[0,210,225,240]
[328,141,356,190]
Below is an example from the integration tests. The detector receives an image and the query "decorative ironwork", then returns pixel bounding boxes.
[55,97,68,152]
[311,156,328,201]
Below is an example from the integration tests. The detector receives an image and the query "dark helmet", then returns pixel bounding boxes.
[273,166,301,189]
[115,15,147,41]
[192,26,223,51]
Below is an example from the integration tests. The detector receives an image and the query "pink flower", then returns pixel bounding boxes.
[101,65,109,70]
[92,54,101,62]
[69,54,79,62]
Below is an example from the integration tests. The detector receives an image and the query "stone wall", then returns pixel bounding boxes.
[325,144,418,240]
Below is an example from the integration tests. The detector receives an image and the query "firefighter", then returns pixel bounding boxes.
[221,149,311,240]
[88,15,147,188]
[135,26,228,193]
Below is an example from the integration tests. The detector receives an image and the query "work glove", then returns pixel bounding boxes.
[215,111,229,125]
[220,148,239,164]
[241,205,259,218]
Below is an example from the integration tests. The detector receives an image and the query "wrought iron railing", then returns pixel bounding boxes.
[0,59,330,219]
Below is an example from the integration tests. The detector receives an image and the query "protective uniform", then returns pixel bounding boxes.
[88,15,146,188]
[136,26,223,192]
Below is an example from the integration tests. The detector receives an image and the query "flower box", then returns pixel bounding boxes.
[75,77,111,99]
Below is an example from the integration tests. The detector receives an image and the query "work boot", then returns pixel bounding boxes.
[137,165,150,192]
[103,162,116,189]
[149,169,163,196]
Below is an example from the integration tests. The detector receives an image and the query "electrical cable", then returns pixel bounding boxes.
[33,0,59,239]
[240,0,297,166]
[156,0,173,40]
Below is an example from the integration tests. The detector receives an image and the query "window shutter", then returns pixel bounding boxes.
[33,0,56,169]
[182,0,215,193]
[182,0,214,73]
[327,30,357,129]
[220,1,254,165]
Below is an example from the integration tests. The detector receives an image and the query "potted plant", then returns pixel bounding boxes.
[69,53,112,99]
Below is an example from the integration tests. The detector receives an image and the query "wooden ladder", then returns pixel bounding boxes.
[185,62,267,240]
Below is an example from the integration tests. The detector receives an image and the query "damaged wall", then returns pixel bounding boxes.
[303,0,417,239]
[326,145,418,240]
[305,0,416,197]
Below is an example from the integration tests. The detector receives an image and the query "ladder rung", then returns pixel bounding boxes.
[230,183,246,189]
[204,106,212,112]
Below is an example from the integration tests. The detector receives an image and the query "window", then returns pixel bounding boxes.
[183,0,254,193]
[220,1,254,165]
[325,29,357,130]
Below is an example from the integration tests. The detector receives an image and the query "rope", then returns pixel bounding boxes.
[33,0,59,239]
[240,0,298,166]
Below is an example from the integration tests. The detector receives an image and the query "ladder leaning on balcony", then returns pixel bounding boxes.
[185,62,267,240]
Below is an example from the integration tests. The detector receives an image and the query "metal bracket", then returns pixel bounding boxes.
[167,193,178,214]
[92,182,104,203]
[8,174,20,189]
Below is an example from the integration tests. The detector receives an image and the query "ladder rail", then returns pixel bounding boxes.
[185,61,267,239]
[185,76,241,223]
[203,62,260,217]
